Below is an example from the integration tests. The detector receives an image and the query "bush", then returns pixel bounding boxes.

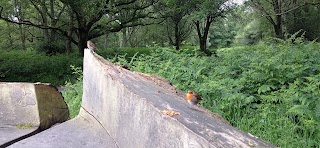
[62,65,83,118]
[0,50,82,85]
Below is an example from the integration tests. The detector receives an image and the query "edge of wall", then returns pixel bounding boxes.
[81,49,275,148]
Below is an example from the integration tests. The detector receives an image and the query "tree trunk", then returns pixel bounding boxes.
[49,0,57,42]
[194,17,214,56]
[19,24,26,50]
[40,0,49,43]
[273,23,283,39]
[6,22,13,47]
[174,22,181,50]
[78,29,88,56]
[199,37,212,56]
[78,38,86,56]
[104,34,108,49]
[122,28,127,47]
[14,0,26,50]
[273,0,284,39]
[66,37,72,53]
[66,10,74,53]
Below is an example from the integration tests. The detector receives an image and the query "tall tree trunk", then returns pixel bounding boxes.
[78,37,86,56]
[66,10,74,53]
[66,29,73,53]
[19,24,26,50]
[6,22,13,47]
[273,22,283,39]
[194,17,214,56]
[122,28,127,47]
[78,28,88,56]
[14,0,26,50]
[104,34,108,49]
[66,35,72,53]
[49,0,56,42]
[174,22,181,50]
[40,0,49,43]
[273,0,284,39]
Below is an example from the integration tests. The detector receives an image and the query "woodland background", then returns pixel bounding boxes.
[0,0,320,147]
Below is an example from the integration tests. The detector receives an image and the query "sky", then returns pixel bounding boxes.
[232,0,247,5]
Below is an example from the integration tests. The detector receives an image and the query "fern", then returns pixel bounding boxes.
[106,41,320,147]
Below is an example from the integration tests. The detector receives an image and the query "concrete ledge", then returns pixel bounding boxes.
[0,83,69,147]
[81,49,275,147]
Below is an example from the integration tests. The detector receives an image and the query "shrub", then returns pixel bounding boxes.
[62,65,83,118]
[0,50,82,85]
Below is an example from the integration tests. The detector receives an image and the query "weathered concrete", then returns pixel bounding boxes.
[81,49,275,147]
[0,83,39,146]
[0,83,69,147]
[9,109,117,148]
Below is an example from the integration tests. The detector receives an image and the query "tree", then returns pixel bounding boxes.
[209,17,239,48]
[158,0,193,50]
[249,0,320,39]
[285,3,320,41]
[29,0,67,53]
[0,0,159,55]
[191,0,235,56]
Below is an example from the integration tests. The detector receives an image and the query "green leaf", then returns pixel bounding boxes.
[257,84,275,94]
[286,105,311,117]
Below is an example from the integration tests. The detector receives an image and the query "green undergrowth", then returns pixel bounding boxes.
[62,65,83,118]
[109,40,320,147]
[97,47,155,61]
[0,50,82,85]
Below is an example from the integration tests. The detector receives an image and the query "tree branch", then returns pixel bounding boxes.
[0,13,77,44]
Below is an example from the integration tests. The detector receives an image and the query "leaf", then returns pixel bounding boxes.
[257,84,275,94]
[315,100,320,117]
[161,110,181,117]
[286,105,311,117]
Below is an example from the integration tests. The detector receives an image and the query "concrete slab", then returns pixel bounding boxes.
[9,109,118,148]
[0,82,69,147]
[0,83,39,147]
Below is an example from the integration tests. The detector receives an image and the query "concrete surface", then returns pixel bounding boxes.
[0,83,40,147]
[81,49,275,148]
[0,83,69,147]
[9,109,117,148]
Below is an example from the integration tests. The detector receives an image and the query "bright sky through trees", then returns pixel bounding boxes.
[232,0,246,5]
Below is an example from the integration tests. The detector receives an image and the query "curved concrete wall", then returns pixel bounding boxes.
[81,49,274,148]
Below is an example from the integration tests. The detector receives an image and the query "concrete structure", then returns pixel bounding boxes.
[1,49,275,147]
[0,83,69,147]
